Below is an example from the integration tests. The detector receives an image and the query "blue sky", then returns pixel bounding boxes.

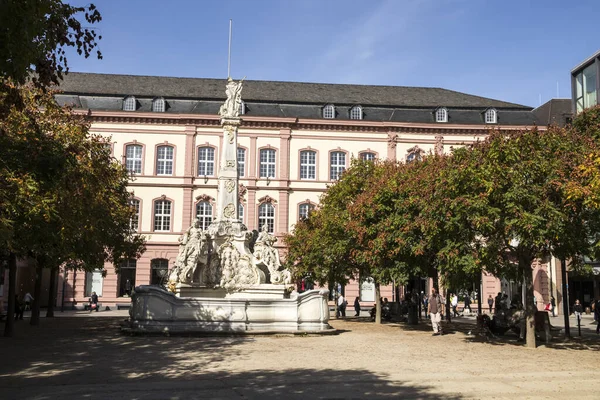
[65,0,600,107]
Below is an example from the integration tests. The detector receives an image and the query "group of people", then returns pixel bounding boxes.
[11,292,34,321]
[335,294,362,317]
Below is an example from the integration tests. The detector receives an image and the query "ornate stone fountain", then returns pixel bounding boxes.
[124,78,330,334]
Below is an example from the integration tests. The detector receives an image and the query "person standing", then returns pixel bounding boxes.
[23,292,34,311]
[428,288,444,335]
[90,291,99,312]
[464,295,472,314]
[337,294,346,318]
[573,299,583,327]
[451,293,460,317]
[14,294,23,320]
[487,294,494,314]
[353,297,361,317]
[550,296,556,317]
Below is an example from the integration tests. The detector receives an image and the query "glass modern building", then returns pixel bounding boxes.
[572,50,600,113]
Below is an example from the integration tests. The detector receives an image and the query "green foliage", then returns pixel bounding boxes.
[0,80,145,272]
[0,0,102,88]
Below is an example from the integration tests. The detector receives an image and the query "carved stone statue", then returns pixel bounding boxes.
[169,220,209,284]
[253,224,292,285]
[218,77,244,119]
[218,238,260,292]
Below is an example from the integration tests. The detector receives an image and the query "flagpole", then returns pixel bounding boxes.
[227,19,232,78]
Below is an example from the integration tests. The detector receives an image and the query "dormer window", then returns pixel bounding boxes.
[485,108,497,124]
[435,107,448,123]
[323,104,335,119]
[350,105,363,120]
[152,97,165,113]
[239,101,246,115]
[123,96,136,111]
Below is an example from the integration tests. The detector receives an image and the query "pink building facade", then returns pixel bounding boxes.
[0,73,572,313]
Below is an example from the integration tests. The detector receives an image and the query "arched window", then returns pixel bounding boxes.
[258,203,275,233]
[123,96,136,111]
[323,104,335,119]
[330,151,346,180]
[485,108,497,124]
[129,199,140,231]
[153,200,171,231]
[350,105,363,120]
[152,97,165,112]
[360,152,376,161]
[195,201,213,230]
[237,147,246,177]
[118,259,136,297]
[125,144,143,174]
[259,148,276,178]
[156,145,174,176]
[436,107,448,123]
[299,203,315,220]
[198,147,215,176]
[300,150,316,180]
[150,259,169,285]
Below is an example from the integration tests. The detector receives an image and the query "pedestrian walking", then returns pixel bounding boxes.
[487,294,494,314]
[353,297,361,317]
[451,293,460,317]
[428,288,444,336]
[464,295,472,314]
[573,299,583,327]
[23,292,34,311]
[550,296,556,317]
[14,294,23,320]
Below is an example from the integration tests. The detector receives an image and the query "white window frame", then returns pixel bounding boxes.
[156,145,174,176]
[259,149,276,178]
[239,101,246,115]
[485,108,497,124]
[350,105,363,120]
[298,203,314,220]
[195,201,213,230]
[436,107,448,123]
[125,144,143,174]
[152,97,165,113]
[300,150,316,180]
[258,203,275,233]
[323,104,335,119]
[153,200,171,231]
[130,199,140,231]
[330,151,346,180]
[123,96,136,111]
[360,152,376,161]
[237,147,245,177]
[198,147,215,176]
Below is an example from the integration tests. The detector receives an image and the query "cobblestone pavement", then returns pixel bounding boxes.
[0,311,598,400]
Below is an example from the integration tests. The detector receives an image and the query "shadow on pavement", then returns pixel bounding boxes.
[0,317,463,400]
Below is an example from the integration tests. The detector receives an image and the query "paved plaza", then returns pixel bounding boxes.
[0,311,598,399]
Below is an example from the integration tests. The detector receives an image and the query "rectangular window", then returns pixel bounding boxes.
[238,203,244,223]
[299,203,314,219]
[360,152,375,161]
[237,148,245,177]
[156,146,174,175]
[84,270,104,297]
[584,63,597,111]
[154,200,171,231]
[125,144,143,174]
[330,151,346,180]
[260,149,276,178]
[300,151,316,180]
[151,259,169,285]
[198,147,215,176]
[118,259,136,297]
[196,202,213,230]
[258,203,275,233]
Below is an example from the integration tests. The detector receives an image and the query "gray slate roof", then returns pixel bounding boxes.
[532,99,572,127]
[58,72,530,109]
[55,72,540,126]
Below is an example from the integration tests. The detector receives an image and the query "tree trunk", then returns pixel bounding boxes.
[522,261,537,349]
[30,261,43,326]
[46,267,57,318]
[3,253,17,337]
[445,288,452,322]
[375,283,381,324]
[477,275,483,315]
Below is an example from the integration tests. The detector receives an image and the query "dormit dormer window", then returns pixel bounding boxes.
[123,96,136,111]
[435,107,448,123]
[152,97,165,113]
[485,108,497,124]
[239,101,246,115]
[323,104,335,119]
[350,105,363,120]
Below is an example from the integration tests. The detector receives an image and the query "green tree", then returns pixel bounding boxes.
[1,82,145,335]
[0,0,102,87]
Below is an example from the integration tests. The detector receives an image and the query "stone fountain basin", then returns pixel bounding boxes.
[123,285,331,334]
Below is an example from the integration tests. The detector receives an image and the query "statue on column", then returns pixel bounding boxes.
[219,77,244,119]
